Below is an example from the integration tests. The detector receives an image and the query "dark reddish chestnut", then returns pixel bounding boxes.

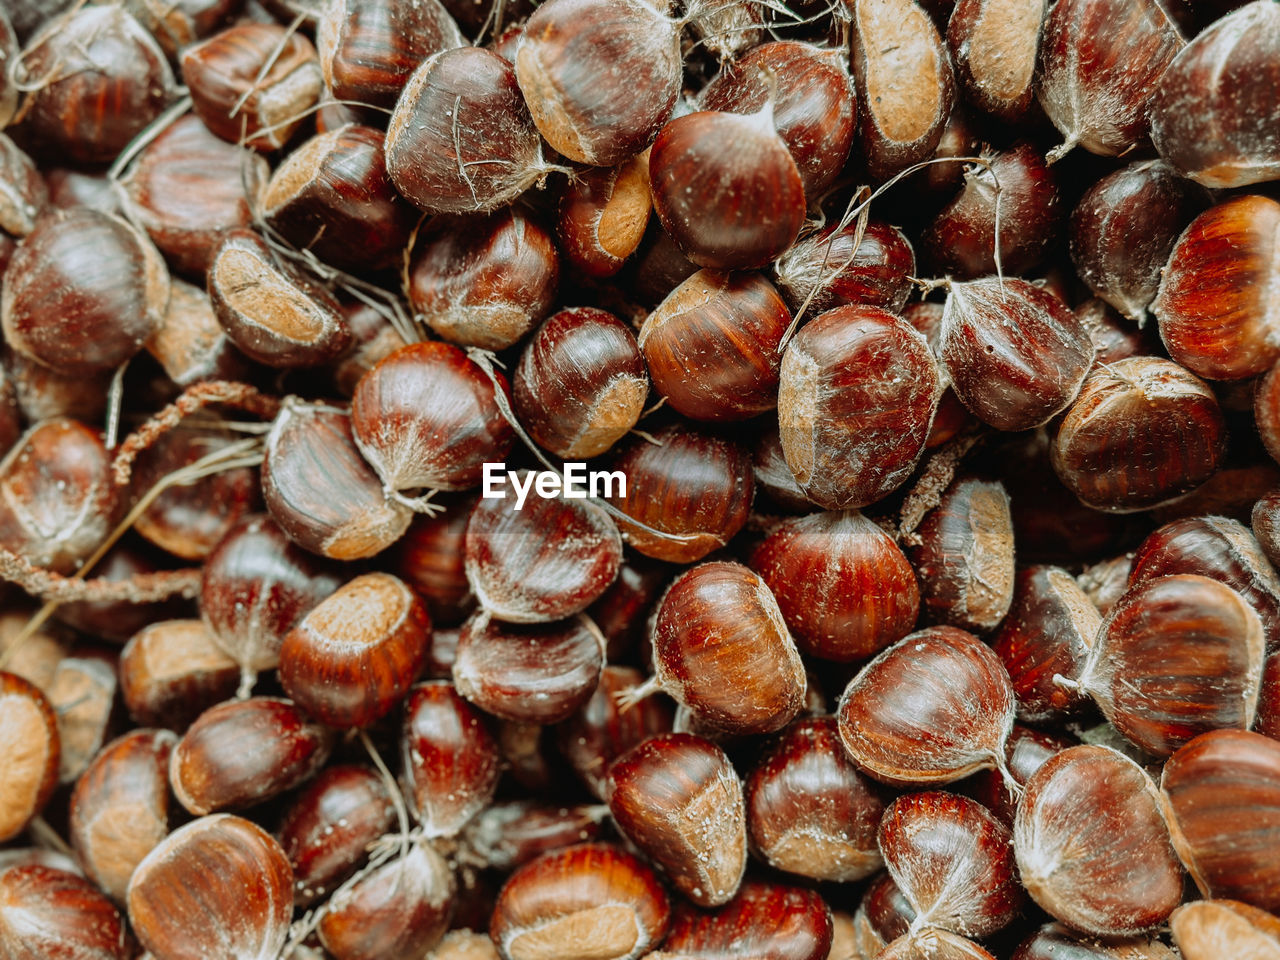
[262,398,412,560]
[69,729,175,903]
[1170,900,1280,960]
[460,801,609,873]
[1051,357,1227,512]
[963,725,1075,826]
[0,864,130,960]
[1074,298,1158,364]
[604,423,753,564]
[1013,745,1184,937]
[1077,575,1264,757]
[351,341,515,495]
[181,23,322,151]
[849,0,955,179]
[317,0,464,107]
[513,307,647,460]
[586,558,669,662]
[453,612,604,725]
[1155,195,1280,381]
[946,0,1045,122]
[641,561,805,736]
[746,717,885,883]
[207,229,353,369]
[4,346,111,423]
[263,125,418,274]
[1257,365,1280,469]
[387,47,551,214]
[1150,0,1280,188]
[1262,651,1280,740]
[836,626,1016,787]
[407,208,560,350]
[2,208,168,374]
[1256,490,1280,568]
[120,620,241,729]
[878,791,1022,937]
[1013,923,1178,959]
[128,814,294,960]
[280,572,431,728]
[1035,0,1183,159]
[120,114,268,277]
[922,144,1063,279]
[490,843,671,960]
[1068,159,1209,324]
[606,732,745,908]
[752,423,814,512]
[750,510,919,662]
[16,5,175,166]
[938,276,1094,432]
[699,41,856,198]
[513,0,680,166]
[648,109,805,271]
[990,566,1099,722]
[654,881,833,960]
[116,0,243,58]
[464,481,622,623]
[0,672,59,843]
[401,681,501,838]
[910,477,1016,632]
[772,219,916,317]
[0,135,44,239]
[391,495,477,627]
[778,305,942,509]
[1161,729,1280,912]
[557,155,652,278]
[169,697,332,815]
[277,764,394,907]
[639,270,791,421]
[852,872,916,956]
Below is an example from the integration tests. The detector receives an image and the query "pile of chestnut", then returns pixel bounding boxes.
[0,0,1278,957]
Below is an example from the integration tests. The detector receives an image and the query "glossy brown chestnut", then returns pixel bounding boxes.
[280,572,430,728]
[0,672,59,843]
[277,763,394,906]
[778,304,942,509]
[1150,0,1280,188]
[0,864,130,960]
[317,0,465,107]
[752,423,814,513]
[351,340,515,495]
[939,276,1094,432]
[391,495,477,627]
[127,814,294,960]
[262,398,412,560]
[1035,0,1184,159]
[648,108,805,271]
[836,626,1016,787]
[1068,159,1209,324]
[1013,923,1179,959]
[460,801,609,873]
[453,612,604,725]
[169,696,332,815]
[1014,745,1183,937]
[853,872,917,955]
[117,0,243,58]
[119,620,240,729]
[1154,195,1280,381]
[387,47,550,214]
[646,561,806,736]
[963,725,1075,826]
[3,347,110,423]
[746,716,885,883]
[910,477,1016,632]
[401,680,500,838]
[639,269,791,421]
[263,125,418,274]
[69,728,175,903]
[604,423,754,564]
[1255,490,1280,569]
[146,277,249,388]
[207,229,353,369]
[1161,729,1280,912]
[1078,574,1264,757]
[1051,356,1227,512]
[464,480,621,623]
[490,843,671,960]
[772,219,916,317]
[47,651,118,784]
[878,791,1022,937]
[407,208,560,350]
[922,143,1063,279]
[0,135,44,240]
[16,5,176,166]
[181,23,323,151]
[750,510,919,662]
[699,41,856,198]
[990,566,1099,723]
[513,307,647,460]
[849,0,955,179]
[1170,899,1280,960]
[947,0,1044,121]
[513,0,680,166]
[653,881,833,960]
[2,208,168,374]
[557,155,652,278]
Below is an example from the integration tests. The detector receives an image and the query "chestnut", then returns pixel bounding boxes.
[460,801,609,874]
[1013,923,1179,959]
[0,671,59,843]
[946,0,1044,122]
[1170,899,1280,960]
[656,881,833,960]
[391,496,477,627]
[772,219,916,317]
[877,930,997,959]
[119,620,240,730]
[0,864,130,960]
[0,135,45,240]
[280,572,431,728]
[48,651,118,784]
[557,155,652,278]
